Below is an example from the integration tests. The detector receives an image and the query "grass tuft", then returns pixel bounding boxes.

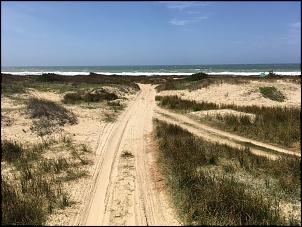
[121,150,134,158]
[259,86,286,102]
[26,97,78,126]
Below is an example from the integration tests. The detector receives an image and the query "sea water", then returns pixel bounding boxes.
[1,64,300,76]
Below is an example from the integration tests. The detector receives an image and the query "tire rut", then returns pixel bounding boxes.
[77,84,180,226]
[154,106,300,158]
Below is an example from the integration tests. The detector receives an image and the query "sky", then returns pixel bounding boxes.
[1,1,301,66]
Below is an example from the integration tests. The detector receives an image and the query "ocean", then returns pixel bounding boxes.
[1,64,300,76]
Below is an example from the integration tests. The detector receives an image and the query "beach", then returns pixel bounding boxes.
[1,73,301,225]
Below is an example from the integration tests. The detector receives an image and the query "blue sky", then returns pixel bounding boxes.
[1,1,301,66]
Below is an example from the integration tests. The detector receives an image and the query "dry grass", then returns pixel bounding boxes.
[1,135,93,225]
[153,119,301,225]
[155,95,300,149]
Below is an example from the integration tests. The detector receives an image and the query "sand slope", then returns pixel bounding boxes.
[157,80,301,108]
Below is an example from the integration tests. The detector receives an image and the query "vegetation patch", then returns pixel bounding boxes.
[1,139,24,163]
[36,73,57,82]
[156,95,300,149]
[62,89,118,104]
[1,136,93,225]
[1,82,26,94]
[26,97,78,126]
[153,119,301,225]
[259,86,286,102]
[121,150,134,158]
[156,95,218,112]
[186,72,208,81]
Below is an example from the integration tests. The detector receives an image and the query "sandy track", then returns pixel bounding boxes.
[75,84,180,226]
[154,106,300,158]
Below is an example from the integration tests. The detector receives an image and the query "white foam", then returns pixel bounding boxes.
[1,71,300,76]
[207,72,301,76]
[97,72,193,76]
[1,71,91,76]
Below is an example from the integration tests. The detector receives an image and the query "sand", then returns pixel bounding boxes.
[157,79,301,108]
[1,83,180,226]
[1,77,300,225]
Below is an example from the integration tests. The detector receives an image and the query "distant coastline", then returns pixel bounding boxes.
[1,64,301,77]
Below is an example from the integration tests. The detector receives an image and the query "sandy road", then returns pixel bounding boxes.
[73,83,299,226]
[75,84,180,226]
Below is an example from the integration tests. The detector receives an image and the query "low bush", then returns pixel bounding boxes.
[1,139,24,163]
[62,92,82,104]
[156,95,219,111]
[27,97,78,126]
[1,83,26,94]
[62,90,118,104]
[259,86,286,102]
[186,72,208,81]
[121,150,134,158]
[36,73,57,82]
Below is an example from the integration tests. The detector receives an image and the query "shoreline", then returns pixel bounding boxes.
[1,72,301,77]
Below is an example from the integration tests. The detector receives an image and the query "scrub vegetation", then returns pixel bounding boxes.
[1,135,92,225]
[155,95,300,149]
[153,119,301,226]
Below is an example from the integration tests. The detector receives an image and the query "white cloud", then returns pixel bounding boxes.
[161,1,194,10]
[289,22,301,29]
[283,22,301,45]
[169,16,207,26]
[187,10,201,14]
[289,22,301,34]
[160,1,209,10]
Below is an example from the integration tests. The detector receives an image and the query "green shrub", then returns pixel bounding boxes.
[62,92,82,104]
[187,72,208,81]
[36,74,56,82]
[62,90,118,104]
[83,92,101,102]
[259,86,286,102]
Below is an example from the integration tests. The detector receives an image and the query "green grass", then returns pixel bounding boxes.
[259,86,286,102]
[1,82,26,94]
[153,119,301,225]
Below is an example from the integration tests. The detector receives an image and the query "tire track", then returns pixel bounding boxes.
[154,106,300,158]
[77,84,180,226]
[76,90,141,226]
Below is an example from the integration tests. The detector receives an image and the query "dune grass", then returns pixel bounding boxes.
[1,135,92,225]
[259,86,286,102]
[155,95,300,149]
[153,119,300,225]
[26,97,78,125]
[62,89,118,104]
